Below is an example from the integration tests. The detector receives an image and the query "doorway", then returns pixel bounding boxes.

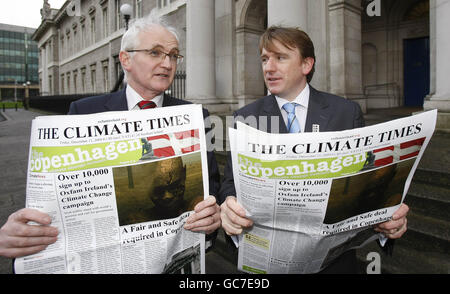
[403,37,430,106]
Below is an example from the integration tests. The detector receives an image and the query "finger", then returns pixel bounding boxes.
[392,203,409,220]
[4,235,58,249]
[225,206,253,228]
[0,244,51,259]
[5,221,59,238]
[186,205,218,224]
[186,214,221,234]
[221,210,252,235]
[384,219,407,239]
[376,218,407,236]
[222,221,243,235]
[193,196,216,213]
[185,211,220,230]
[220,208,243,235]
[225,196,246,217]
[376,217,406,231]
[11,208,53,225]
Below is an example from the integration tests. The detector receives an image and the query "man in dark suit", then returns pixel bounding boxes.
[219,26,409,273]
[0,13,220,258]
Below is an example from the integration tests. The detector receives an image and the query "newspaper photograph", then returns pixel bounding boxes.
[229,110,437,274]
[14,104,208,274]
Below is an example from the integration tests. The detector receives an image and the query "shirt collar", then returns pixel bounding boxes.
[275,83,310,110]
[126,85,164,110]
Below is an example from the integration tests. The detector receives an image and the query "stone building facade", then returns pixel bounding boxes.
[32,0,449,128]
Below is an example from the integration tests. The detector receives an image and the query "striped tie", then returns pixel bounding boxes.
[282,102,300,133]
[137,100,156,109]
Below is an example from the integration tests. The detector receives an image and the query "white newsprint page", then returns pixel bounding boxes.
[229,110,437,274]
[15,104,208,274]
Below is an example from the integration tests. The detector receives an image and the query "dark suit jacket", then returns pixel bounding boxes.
[68,88,220,197]
[218,86,392,273]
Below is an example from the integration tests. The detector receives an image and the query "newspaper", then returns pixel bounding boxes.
[229,110,437,274]
[14,104,209,274]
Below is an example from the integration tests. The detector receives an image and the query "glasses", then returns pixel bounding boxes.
[127,48,184,65]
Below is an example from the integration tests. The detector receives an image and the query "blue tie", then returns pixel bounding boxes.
[282,103,300,133]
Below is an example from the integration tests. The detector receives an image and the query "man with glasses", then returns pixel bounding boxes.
[0,12,221,259]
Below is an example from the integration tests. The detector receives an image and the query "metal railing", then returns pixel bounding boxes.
[165,71,186,99]
[363,82,400,107]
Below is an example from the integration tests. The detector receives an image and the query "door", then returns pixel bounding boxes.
[403,37,430,107]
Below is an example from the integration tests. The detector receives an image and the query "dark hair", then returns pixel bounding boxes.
[259,26,316,83]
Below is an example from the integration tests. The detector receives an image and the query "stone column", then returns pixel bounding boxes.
[186,0,216,103]
[215,0,234,102]
[328,0,365,112]
[268,0,329,93]
[307,0,329,92]
[424,0,450,130]
[267,0,308,29]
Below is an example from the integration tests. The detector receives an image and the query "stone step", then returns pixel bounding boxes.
[399,211,449,255]
[412,168,450,188]
[405,181,450,222]
[211,216,449,274]
[356,240,450,274]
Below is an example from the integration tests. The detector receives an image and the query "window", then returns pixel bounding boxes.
[90,64,96,93]
[114,55,121,82]
[81,67,86,93]
[66,33,70,56]
[103,63,109,92]
[73,70,78,94]
[135,0,143,18]
[47,40,52,61]
[90,16,96,44]
[81,23,86,48]
[60,37,64,59]
[66,72,71,93]
[73,28,77,52]
[157,0,186,13]
[158,0,167,9]
[48,75,52,94]
[102,7,109,38]
[115,0,121,31]
[60,73,65,94]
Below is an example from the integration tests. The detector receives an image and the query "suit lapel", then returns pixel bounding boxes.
[104,89,128,111]
[305,87,331,132]
[162,93,176,107]
[262,95,288,134]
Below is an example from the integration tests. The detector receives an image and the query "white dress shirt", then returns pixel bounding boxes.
[126,85,164,110]
[275,83,310,133]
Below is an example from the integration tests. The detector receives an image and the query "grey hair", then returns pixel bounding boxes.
[120,9,179,81]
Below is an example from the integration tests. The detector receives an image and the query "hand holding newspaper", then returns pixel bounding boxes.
[228,110,437,274]
[15,104,209,274]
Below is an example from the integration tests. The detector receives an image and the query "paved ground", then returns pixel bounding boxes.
[0,107,447,274]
